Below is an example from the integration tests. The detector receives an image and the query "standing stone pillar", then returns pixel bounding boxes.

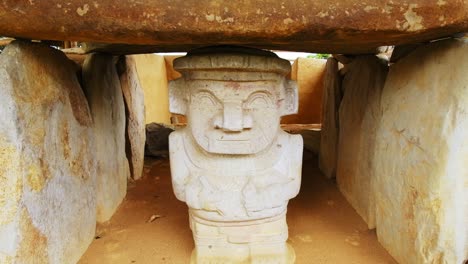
[168,46,303,263]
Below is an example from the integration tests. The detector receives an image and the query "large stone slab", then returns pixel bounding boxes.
[0,41,96,263]
[282,58,326,124]
[373,39,468,264]
[132,54,171,125]
[82,53,130,223]
[336,55,388,229]
[1,1,467,54]
[118,56,146,180]
[319,58,342,179]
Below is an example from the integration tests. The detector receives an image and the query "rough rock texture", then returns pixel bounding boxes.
[132,54,171,125]
[118,56,146,180]
[282,58,326,124]
[373,39,468,264]
[2,1,467,54]
[0,41,96,263]
[336,56,388,229]
[82,53,130,223]
[2,1,463,54]
[319,58,342,179]
[145,123,174,158]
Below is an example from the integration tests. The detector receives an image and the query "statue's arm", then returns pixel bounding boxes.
[169,131,190,202]
[243,134,303,212]
[283,134,303,200]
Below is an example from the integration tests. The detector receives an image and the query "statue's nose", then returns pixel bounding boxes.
[221,101,243,132]
[213,100,252,132]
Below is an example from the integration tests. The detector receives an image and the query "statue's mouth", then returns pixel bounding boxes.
[214,132,251,142]
[207,139,256,154]
[199,130,273,155]
[216,138,249,141]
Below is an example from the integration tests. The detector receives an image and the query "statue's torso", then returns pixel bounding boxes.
[169,129,303,222]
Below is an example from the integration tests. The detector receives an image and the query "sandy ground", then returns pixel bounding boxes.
[79,151,396,264]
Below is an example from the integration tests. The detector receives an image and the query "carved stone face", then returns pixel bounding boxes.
[187,80,282,155]
[168,47,302,262]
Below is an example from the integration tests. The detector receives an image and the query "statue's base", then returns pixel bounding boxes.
[189,212,295,264]
[190,243,295,264]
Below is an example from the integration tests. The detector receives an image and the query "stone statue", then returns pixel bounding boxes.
[169,46,303,263]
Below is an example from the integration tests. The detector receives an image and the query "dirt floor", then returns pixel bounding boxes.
[79,151,397,264]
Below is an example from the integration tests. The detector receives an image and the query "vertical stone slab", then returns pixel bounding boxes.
[319,57,342,179]
[118,56,146,180]
[0,41,96,263]
[373,39,468,264]
[133,54,171,125]
[82,53,130,223]
[336,56,388,229]
[282,58,326,124]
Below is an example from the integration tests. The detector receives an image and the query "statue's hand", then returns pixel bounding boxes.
[186,176,223,212]
[198,183,223,212]
[185,178,203,209]
[242,183,265,212]
[243,182,289,213]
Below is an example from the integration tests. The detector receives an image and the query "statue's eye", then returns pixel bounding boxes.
[192,91,219,107]
[245,92,274,109]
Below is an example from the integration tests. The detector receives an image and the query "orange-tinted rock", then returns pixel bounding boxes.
[132,54,172,125]
[164,56,182,81]
[0,1,466,54]
[282,58,326,124]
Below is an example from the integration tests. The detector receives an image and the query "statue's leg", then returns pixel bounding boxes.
[190,213,295,264]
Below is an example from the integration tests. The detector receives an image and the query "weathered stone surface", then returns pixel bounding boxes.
[132,54,171,125]
[1,1,466,54]
[319,58,342,179]
[82,53,130,223]
[118,56,146,180]
[373,39,468,264]
[169,46,302,262]
[145,123,174,158]
[0,41,96,263]
[336,55,388,229]
[282,58,326,124]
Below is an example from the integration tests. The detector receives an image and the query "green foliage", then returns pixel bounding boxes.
[307,53,331,60]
